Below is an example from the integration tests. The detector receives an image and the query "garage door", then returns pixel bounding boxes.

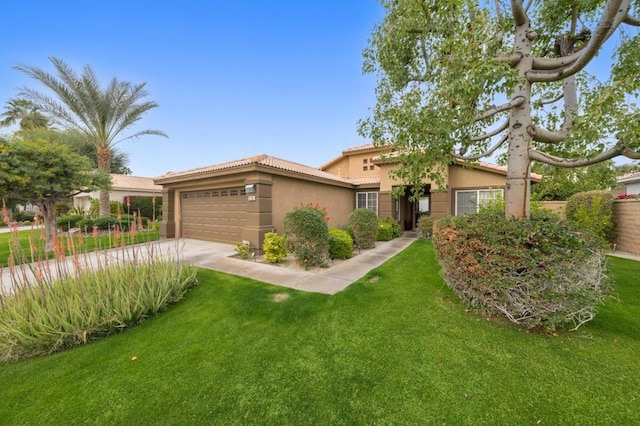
[181,187,247,243]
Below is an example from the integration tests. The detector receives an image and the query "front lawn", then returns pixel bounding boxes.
[0,240,638,424]
[0,226,160,267]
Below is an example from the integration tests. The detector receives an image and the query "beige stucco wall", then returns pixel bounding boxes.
[271,175,355,231]
[613,199,640,255]
[539,201,567,218]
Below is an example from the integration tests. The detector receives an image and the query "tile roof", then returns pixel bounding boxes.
[110,174,162,192]
[617,171,640,183]
[155,155,353,184]
[344,176,381,185]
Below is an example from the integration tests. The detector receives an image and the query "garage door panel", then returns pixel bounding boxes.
[181,188,247,243]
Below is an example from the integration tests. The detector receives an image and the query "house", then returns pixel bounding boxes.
[617,171,640,194]
[73,174,162,212]
[154,144,541,247]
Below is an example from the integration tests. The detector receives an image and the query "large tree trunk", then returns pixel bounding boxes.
[96,144,112,216]
[38,200,57,253]
[505,14,534,220]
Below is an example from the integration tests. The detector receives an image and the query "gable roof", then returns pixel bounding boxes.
[110,174,162,192]
[155,154,353,185]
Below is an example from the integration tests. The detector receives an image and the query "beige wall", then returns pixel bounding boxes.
[271,175,355,231]
[539,201,567,218]
[613,199,640,255]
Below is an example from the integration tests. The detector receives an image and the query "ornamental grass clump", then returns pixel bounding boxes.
[283,203,330,268]
[433,211,611,332]
[0,223,197,362]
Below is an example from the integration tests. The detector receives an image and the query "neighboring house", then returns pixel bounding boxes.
[616,171,640,194]
[73,174,162,212]
[154,144,541,247]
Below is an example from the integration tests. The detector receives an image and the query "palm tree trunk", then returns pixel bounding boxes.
[96,145,112,216]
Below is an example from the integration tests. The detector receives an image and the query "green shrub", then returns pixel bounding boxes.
[416,215,434,239]
[234,241,253,259]
[57,214,84,231]
[376,222,393,241]
[566,190,614,243]
[22,221,32,226]
[93,216,118,231]
[381,216,402,238]
[125,195,162,220]
[433,211,611,332]
[328,228,353,259]
[77,218,94,231]
[262,232,287,263]
[110,201,123,215]
[348,208,378,249]
[283,205,330,268]
[13,211,35,222]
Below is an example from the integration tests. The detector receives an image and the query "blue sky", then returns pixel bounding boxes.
[0,1,385,177]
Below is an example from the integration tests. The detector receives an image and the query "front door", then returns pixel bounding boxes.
[394,185,431,230]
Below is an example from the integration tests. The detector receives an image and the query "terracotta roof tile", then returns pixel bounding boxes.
[617,171,640,183]
[155,155,353,184]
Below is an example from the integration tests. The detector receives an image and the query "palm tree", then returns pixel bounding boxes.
[15,57,167,216]
[0,98,50,130]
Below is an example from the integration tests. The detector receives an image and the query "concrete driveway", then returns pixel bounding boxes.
[1,236,416,296]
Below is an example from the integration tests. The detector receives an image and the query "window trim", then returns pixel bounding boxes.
[356,191,378,214]
[454,188,503,215]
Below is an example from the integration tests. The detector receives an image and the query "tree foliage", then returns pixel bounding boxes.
[531,160,617,200]
[0,131,110,250]
[360,0,640,218]
[15,57,166,215]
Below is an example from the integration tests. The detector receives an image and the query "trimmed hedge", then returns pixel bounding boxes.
[329,228,353,259]
[416,215,434,239]
[125,196,162,220]
[381,216,402,238]
[57,214,84,231]
[433,211,611,332]
[348,208,378,249]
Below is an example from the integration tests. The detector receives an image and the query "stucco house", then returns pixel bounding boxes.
[154,144,541,247]
[73,174,162,212]
[617,171,640,194]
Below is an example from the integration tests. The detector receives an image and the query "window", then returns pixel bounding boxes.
[356,192,378,213]
[230,189,238,196]
[363,159,368,164]
[369,165,375,171]
[455,189,503,215]
[363,166,368,171]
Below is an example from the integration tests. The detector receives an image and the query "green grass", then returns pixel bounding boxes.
[0,240,638,424]
[0,226,160,267]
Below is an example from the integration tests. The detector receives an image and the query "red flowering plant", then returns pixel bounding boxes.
[617,193,640,200]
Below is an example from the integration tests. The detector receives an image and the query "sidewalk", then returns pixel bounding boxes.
[1,236,417,296]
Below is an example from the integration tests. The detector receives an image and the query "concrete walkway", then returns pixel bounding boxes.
[1,236,417,296]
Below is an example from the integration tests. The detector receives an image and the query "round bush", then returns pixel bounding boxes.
[376,222,393,241]
[57,214,84,231]
[348,208,378,249]
[283,206,330,267]
[329,228,353,259]
[77,218,94,231]
[263,232,287,263]
[381,216,402,238]
[433,211,611,332]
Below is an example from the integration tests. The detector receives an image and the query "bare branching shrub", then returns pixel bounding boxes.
[433,212,611,332]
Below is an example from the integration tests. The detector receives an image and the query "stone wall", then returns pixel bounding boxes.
[612,199,640,255]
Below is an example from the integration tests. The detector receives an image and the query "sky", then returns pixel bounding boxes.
[0,0,386,177]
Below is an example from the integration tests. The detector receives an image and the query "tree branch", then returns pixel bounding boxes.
[452,134,508,161]
[476,96,525,122]
[472,119,509,141]
[530,143,640,167]
[511,0,526,26]
[533,93,563,107]
[526,125,569,143]
[624,13,640,25]
[527,0,629,82]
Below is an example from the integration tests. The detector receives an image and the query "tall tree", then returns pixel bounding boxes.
[15,57,167,216]
[0,131,110,251]
[360,0,640,219]
[0,98,49,130]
